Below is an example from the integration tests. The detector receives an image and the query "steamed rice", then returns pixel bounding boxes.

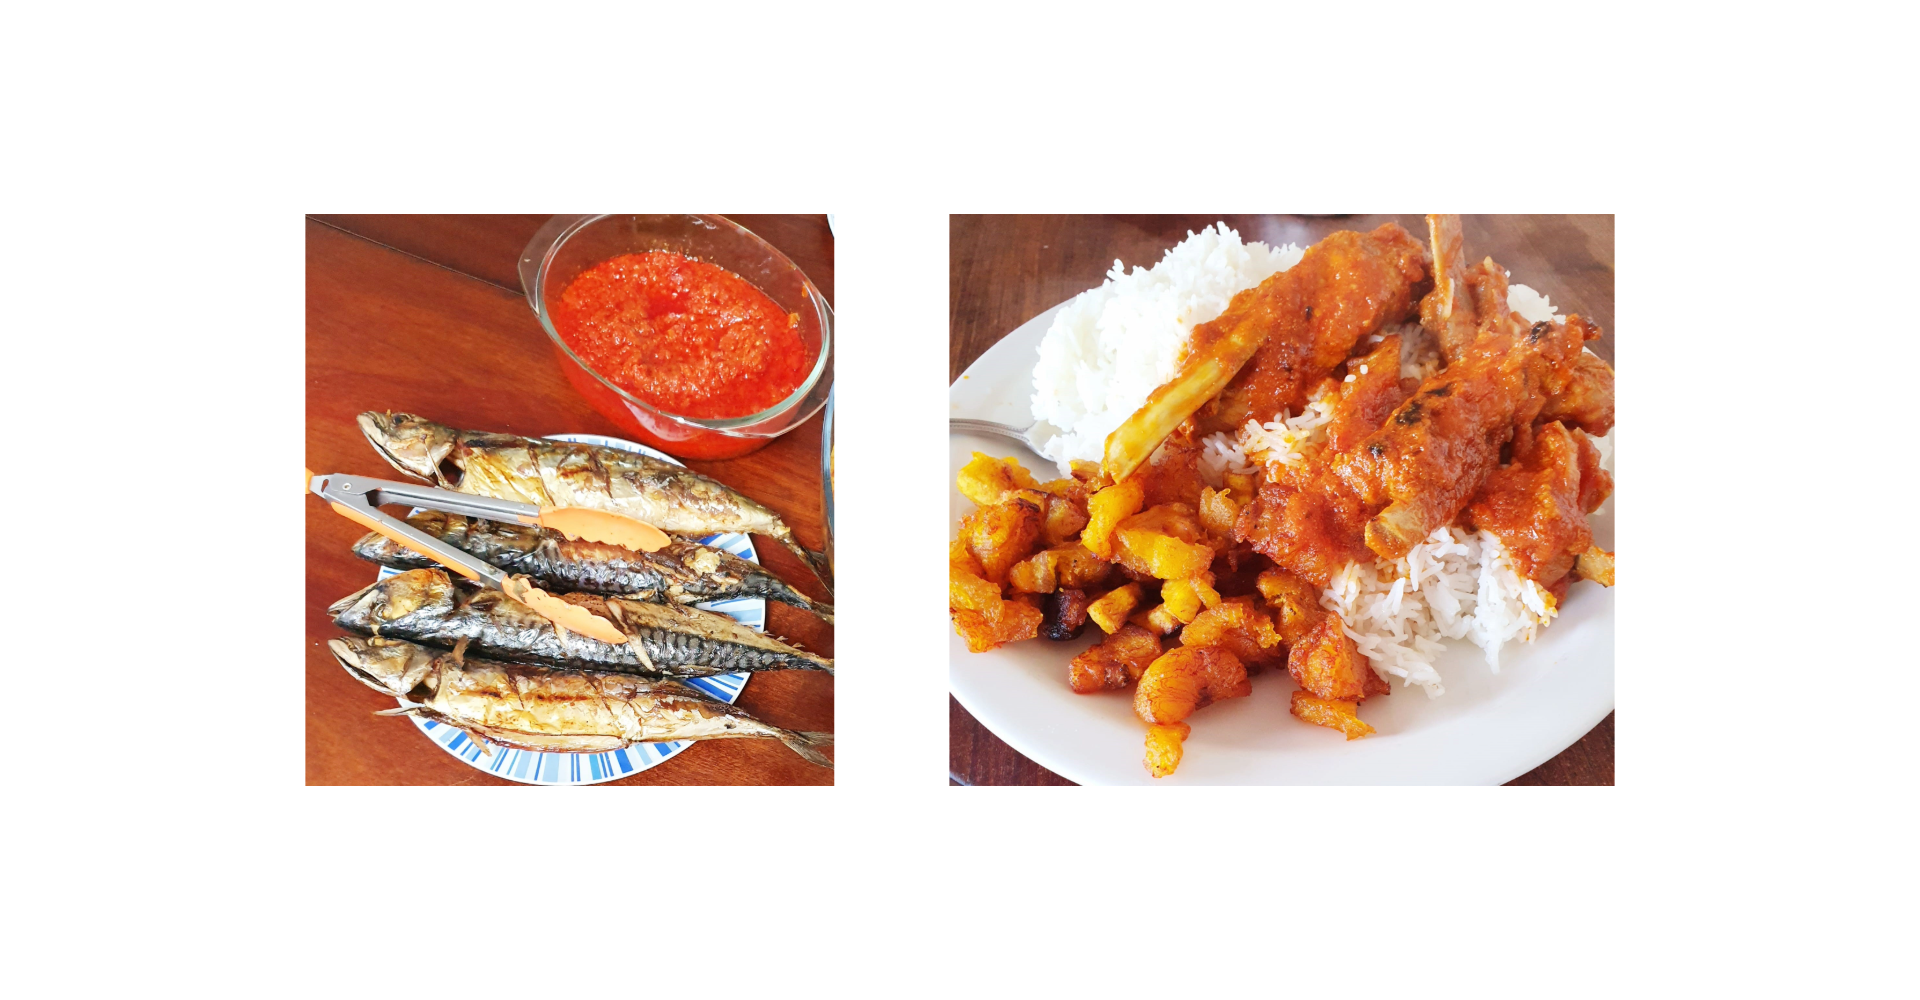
[1030,224,1302,474]
[1025,222,1609,698]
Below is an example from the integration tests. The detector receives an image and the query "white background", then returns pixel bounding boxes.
[2,2,1909,996]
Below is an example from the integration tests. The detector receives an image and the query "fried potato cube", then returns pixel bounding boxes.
[1180,596,1283,668]
[1007,549,1059,595]
[963,497,1044,584]
[1198,486,1239,541]
[1050,544,1112,591]
[1286,612,1376,701]
[1256,566,1324,643]
[1086,582,1142,634]
[950,599,1044,653]
[1144,722,1191,779]
[956,452,1039,505]
[1041,493,1090,546]
[1289,689,1375,740]
[1134,645,1251,725]
[1082,480,1146,558]
[1223,472,1257,504]
[1068,623,1163,693]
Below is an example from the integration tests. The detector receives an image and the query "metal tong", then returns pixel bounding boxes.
[307,471,544,589]
[309,470,644,646]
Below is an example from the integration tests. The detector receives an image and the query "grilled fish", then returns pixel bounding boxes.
[330,568,833,678]
[329,635,833,767]
[351,511,833,623]
[357,411,832,592]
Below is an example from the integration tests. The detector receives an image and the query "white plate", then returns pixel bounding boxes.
[375,432,760,786]
[948,302,1615,785]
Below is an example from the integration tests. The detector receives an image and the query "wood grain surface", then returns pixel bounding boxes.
[947,214,1613,786]
[306,214,833,785]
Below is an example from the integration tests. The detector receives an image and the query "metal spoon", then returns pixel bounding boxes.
[949,417,1046,453]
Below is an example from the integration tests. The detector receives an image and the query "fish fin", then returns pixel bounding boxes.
[775,730,835,768]
[468,729,495,757]
[374,701,425,717]
[450,637,470,665]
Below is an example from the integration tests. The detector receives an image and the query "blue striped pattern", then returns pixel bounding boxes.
[383,433,757,785]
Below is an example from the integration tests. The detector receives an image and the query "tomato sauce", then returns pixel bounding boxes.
[552,251,813,420]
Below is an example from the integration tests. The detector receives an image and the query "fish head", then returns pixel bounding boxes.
[327,636,439,697]
[329,569,459,631]
[358,411,458,482]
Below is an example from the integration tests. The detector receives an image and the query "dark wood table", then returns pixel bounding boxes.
[307,214,833,785]
[948,214,1613,786]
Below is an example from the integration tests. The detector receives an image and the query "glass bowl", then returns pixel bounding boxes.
[518,214,833,460]
[820,386,834,575]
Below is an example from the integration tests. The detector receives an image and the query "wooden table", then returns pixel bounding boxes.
[307,214,834,785]
[948,214,1614,786]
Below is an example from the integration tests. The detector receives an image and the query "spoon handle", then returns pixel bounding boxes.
[950,418,1034,448]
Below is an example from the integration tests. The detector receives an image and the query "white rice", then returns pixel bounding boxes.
[1030,223,1302,475]
[1197,389,1338,485]
[1322,527,1558,697]
[1025,232,1610,698]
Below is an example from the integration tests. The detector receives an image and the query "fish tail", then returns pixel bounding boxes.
[773,534,834,596]
[775,729,834,769]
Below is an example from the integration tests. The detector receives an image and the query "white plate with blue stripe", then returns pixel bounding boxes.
[374,432,759,785]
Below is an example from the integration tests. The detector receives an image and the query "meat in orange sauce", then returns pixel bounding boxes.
[1193,223,1430,435]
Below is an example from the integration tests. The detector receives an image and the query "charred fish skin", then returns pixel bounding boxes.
[349,511,833,623]
[325,635,833,768]
[329,569,833,678]
[356,411,832,591]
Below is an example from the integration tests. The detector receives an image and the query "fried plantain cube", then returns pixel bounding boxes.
[950,599,1044,653]
[1007,548,1060,595]
[1067,623,1163,693]
[1082,480,1146,558]
[1159,573,1222,624]
[1050,544,1113,591]
[963,497,1044,584]
[1288,689,1375,740]
[949,537,1001,611]
[1042,588,1092,641]
[1041,493,1091,546]
[1086,582,1142,634]
[1070,460,1111,490]
[1223,472,1257,504]
[956,452,1040,506]
[1286,612,1376,701]
[1144,722,1191,778]
[1134,645,1251,725]
[1142,603,1185,635]
[1198,486,1240,542]
[1180,596,1284,668]
[1256,566,1324,643]
[1115,529,1215,580]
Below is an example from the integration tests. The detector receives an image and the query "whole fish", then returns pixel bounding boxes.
[329,635,833,767]
[330,568,833,678]
[357,412,832,592]
[350,510,833,623]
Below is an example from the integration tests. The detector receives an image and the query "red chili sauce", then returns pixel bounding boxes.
[552,251,812,420]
